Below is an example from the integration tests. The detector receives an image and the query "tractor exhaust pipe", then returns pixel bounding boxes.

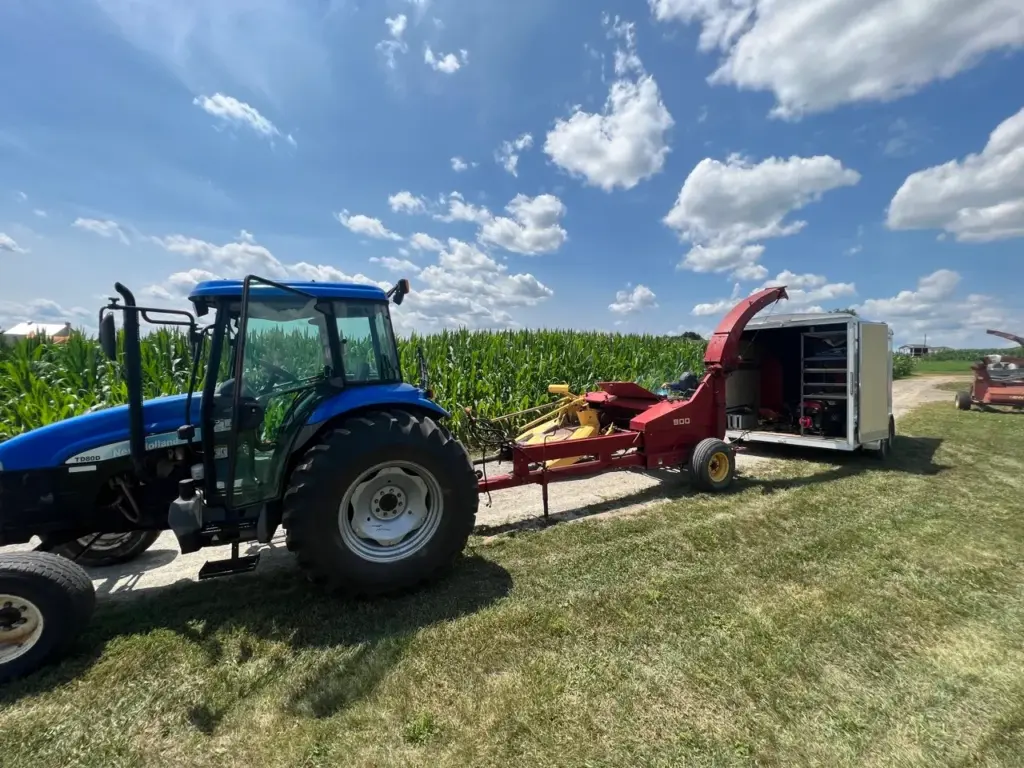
[113,282,147,479]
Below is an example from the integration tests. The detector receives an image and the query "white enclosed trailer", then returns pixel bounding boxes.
[723,312,895,456]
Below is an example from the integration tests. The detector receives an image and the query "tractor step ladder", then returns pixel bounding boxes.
[198,542,260,580]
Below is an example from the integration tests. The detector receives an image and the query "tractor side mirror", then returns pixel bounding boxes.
[390,278,410,306]
[99,312,117,360]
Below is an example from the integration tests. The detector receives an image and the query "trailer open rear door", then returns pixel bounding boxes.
[858,321,891,444]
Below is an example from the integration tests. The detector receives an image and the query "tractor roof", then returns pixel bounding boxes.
[188,279,387,305]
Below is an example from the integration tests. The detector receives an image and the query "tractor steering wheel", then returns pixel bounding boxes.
[257,359,300,395]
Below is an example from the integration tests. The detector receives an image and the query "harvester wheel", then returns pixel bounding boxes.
[0,552,96,683]
[689,438,736,492]
[282,408,479,597]
[955,391,973,411]
[49,531,161,568]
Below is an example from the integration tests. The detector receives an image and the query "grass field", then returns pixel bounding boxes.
[914,359,976,374]
[1,400,1022,767]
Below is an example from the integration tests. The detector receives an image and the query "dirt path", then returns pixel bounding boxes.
[3,375,969,598]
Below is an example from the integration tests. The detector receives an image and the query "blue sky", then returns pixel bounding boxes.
[1,0,1022,347]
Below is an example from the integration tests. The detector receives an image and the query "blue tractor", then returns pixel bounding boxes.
[0,275,479,681]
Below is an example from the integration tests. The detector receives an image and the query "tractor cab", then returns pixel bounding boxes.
[96,275,417,567]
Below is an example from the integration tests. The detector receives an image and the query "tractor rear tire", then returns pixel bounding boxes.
[282,408,479,598]
[955,391,973,411]
[49,531,162,568]
[689,437,736,492]
[0,551,96,683]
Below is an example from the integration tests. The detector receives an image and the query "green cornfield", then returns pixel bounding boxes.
[0,328,918,446]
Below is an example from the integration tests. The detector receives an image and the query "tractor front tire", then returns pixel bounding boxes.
[50,531,162,568]
[955,391,973,411]
[689,437,736,492]
[0,552,96,683]
[282,409,479,597]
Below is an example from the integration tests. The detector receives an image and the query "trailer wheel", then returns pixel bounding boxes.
[0,552,95,683]
[955,391,973,411]
[867,415,896,461]
[49,531,162,568]
[689,438,736,492]
[282,408,479,597]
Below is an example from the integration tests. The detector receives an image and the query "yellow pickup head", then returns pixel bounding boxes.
[547,383,570,396]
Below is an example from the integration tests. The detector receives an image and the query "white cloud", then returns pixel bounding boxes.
[432,192,493,225]
[145,268,222,302]
[370,256,421,274]
[33,209,47,218]
[376,13,409,69]
[649,0,1024,119]
[193,92,295,145]
[385,13,407,39]
[887,107,1024,242]
[544,15,674,191]
[451,156,475,172]
[335,210,403,241]
[732,262,768,281]
[146,228,555,335]
[428,191,570,255]
[0,298,91,331]
[762,270,856,308]
[73,217,130,245]
[495,133,534,177]
[855,268,1019,346]
[388,190,428,214]
[692,270,855,317]
[153,231,290,279]
[665,153,860,279]
[14,191,27,202]
[399,237,553,332]
[609,284,658,315]
[691,298,735,317]
[0,233,28,254]
[147,231,389,301]
[679,243,765,276]
[424,45,467,73]
[409,232,445,252]
[477,193,568,255]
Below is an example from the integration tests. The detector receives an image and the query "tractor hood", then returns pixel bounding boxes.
[0,382,450,474]
[0,394,200,473]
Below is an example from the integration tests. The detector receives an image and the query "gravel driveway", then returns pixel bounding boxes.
[2,375,967,599]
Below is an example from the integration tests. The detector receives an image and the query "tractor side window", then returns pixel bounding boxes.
[334,301,401,384]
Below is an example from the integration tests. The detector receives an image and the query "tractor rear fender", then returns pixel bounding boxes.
[704,286,788,373]
[288,384,450,464]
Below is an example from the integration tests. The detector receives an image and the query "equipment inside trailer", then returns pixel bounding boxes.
[724,319,855,449]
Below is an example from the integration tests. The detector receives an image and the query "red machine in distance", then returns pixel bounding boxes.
[471,285,790,516]
[956,329,1024,411]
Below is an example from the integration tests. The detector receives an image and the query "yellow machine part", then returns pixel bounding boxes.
[514,385,604,469]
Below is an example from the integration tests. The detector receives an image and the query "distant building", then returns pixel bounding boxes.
[897,343,951,357]
[0,321,73,345]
